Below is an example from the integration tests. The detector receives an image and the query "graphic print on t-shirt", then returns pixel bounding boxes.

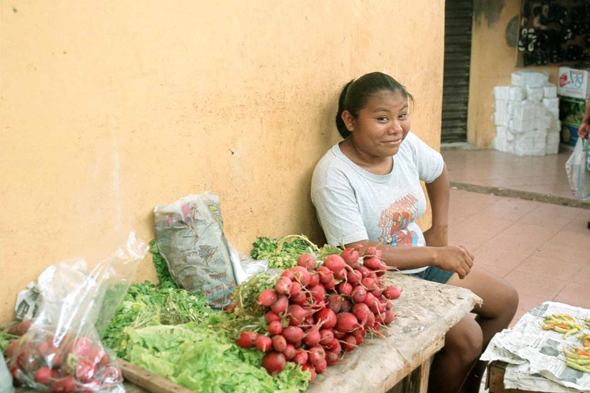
[378,194,419,246]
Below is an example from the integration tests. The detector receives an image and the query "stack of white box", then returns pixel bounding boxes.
[493,70,561,156]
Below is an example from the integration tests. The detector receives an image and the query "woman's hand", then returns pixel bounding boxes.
[579,121,589,140]
[433,246,474,279]
[423,225,448,247]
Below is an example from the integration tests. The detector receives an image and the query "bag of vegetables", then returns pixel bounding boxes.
[5,232,148,392]
[154,193,238,308]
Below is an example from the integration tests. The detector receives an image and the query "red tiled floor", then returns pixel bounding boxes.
[514,253,584,282]
[509,292,547,328]
[503,269,568,299]
[554,282,590,309]
[448,214,513,251]
[476,198,541,222]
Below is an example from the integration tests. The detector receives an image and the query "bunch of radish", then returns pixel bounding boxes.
[235,246,401,382]
[5,323,122,392]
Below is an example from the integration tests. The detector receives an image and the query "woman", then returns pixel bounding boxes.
[311,72,519,393]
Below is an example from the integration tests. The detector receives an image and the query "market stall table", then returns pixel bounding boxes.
[13,273,481,393]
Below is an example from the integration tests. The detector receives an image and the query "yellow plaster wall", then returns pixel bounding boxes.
[468,0,559,147]
[0,0,445,323]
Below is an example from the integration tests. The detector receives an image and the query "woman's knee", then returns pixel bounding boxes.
[444,317,483,364]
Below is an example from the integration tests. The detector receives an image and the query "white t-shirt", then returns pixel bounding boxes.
[311,132,444,274]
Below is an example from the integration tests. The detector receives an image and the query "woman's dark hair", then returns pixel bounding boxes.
[335,72,414,138]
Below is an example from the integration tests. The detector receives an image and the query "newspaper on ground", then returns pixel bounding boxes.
[482,301,590,392]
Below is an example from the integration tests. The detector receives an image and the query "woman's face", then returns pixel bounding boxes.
[343,89,411,158]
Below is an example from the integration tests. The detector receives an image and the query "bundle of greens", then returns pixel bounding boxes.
[251,235,342,269]
[123,322,309,392]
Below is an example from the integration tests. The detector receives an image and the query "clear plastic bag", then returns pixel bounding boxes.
[566,138,590,201]
[5,232,148,392]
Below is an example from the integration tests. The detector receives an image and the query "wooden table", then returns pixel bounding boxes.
[15,274,481,393]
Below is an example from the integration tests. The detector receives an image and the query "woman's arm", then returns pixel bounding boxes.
[345,239,474,279]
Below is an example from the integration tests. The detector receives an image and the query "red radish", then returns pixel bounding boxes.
[358,267,371,279]
[304,313,315,326]
[309,285,326,302]
[272,335,287,352]
[290,282,302,297]
[334,330,346,340]
[315,359,328,374]
[271,295,289,314]
[319,329,334,346]
[327,338,342,354]
[371,287,383,298]
[363,292,377,307]
[352,286,367,303]
[325,351,339,366]
[291,267,311,287]
[258,289,278,307]
[284,344,296,360]
[351,326,366,339]
[72,337,92,357]
[341,299,352,313]
[262,352,287,376]
[368,271,377,280]
[347,269,362,285]
[323,255,346,272]
[383,286,402,300]
[304,329,321,347]
[287,305,307,326]
[317,267,333,283]
[53,376,77,393]
[35,367,52,384]
[98,365,121,385]
[384,309,395,324]
[75,359,96,383]
[365,311,376,328]
[323,278,337,290]
[352,303,371,323]
[8,320,32,337]
[308,272,320,287]
[337,282,353,296]
[297,254,316,270]
[268,320,283,335]
[326,294,342,313]
[282,326,305,344]
[6,340,18,359]
[365,246,382,259]
[282,269,295,281]
[361,277,375,291]
[293,349,308,365]
[333,268,346,280]
[336,313,360,333]
[384,299,393,310]
[290,292,307,306]
[255,336,272,352]
[341,247,359,265]
[265,311,281,324]
[275,277,293,296]
[315,308,337,329]
[87,344,106,365]
[302,363,316,382]
[236,331,259,349]
[354,334,364,345]
[308,346,326,366]
[342,335,357,351]
[364,257,382,270]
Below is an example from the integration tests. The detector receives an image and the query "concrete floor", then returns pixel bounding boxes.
[442,147,590,327]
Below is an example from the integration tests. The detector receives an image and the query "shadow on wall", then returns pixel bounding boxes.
[474,0,507,27]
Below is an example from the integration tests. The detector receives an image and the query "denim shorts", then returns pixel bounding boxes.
[409,266,454,284]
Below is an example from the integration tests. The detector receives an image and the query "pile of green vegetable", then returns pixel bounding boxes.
[101,239,310,392]
[251,235,342,270]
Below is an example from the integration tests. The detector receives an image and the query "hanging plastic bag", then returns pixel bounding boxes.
[154,193,237,308]
[566,138,590,201]
[6,232,148,392]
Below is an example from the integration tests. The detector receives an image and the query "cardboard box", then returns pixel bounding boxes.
[560,123,580,147]
[559,97,587,126]
[558,67,590,99]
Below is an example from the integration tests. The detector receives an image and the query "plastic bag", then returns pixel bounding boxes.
[0,351,15,393]
[566,138,590,200]
[6,232,148,392]
[154,193,237,308]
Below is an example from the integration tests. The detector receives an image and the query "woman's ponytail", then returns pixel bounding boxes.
[335,80,354,139]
